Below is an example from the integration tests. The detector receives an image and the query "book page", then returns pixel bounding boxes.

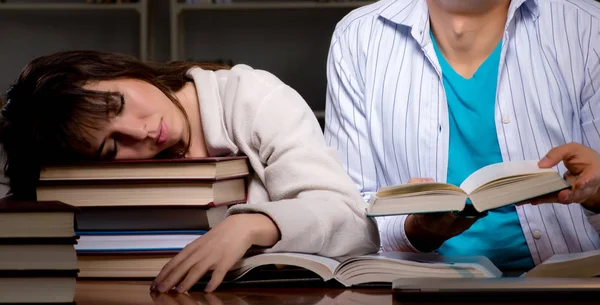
[364,251,448,263]
[375,182,464,197]
[280,253,341,272]
[460,160,556,194]
[523,249,600,278]
[231,253,341,281]
[542,249,600,264]
[356,251,502,274]
[335,252,502,286]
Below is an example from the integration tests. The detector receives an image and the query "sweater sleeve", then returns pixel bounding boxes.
[225,84,380,258]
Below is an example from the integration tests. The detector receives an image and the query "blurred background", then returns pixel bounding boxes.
[0,0,374,195]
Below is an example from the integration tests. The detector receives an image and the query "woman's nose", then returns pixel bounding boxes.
[115,122,147,141]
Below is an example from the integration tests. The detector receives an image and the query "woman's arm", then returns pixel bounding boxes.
[152,68,380,294]
[225,82,380,258]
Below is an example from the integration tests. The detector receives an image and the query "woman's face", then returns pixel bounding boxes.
[82,78,188,160]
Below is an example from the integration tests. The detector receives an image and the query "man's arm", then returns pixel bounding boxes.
[324,26,419,252]
[580,19,600,213]
[529,17,600,231]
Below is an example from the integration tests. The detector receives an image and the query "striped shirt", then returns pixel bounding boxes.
[324,0,600,265]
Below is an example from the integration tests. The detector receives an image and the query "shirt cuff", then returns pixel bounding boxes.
[377,215,420,252]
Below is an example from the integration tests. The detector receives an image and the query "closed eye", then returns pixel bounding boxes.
[117,93,125,115]
[107,138,118,159]
[96,92,124,160]
[105,94,123,159]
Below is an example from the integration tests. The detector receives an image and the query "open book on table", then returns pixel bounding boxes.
[366,160,570,217]
[214,251,502,287]
[523,249,600,278]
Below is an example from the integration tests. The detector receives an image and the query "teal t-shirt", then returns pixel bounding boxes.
[431,33,534,270]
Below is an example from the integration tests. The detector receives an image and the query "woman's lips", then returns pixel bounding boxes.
[156,120,168,146]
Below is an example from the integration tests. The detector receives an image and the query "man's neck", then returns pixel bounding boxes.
[427,0,510,78]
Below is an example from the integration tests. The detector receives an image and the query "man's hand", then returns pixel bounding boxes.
[151,213,280,294]
[525,142,600,211]
[404,178,479,252]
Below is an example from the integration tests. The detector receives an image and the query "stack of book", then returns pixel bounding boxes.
[0,196,79,303]
[36,156,250,279]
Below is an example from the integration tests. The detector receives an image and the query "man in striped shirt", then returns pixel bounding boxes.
[325,0,600,269]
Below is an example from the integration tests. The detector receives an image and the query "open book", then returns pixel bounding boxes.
[366,160,570,216]
[216,252,502,287]
[524,249,600,278]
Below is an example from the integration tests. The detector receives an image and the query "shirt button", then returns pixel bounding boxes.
[533,231,542,239]
[502,114,511,124]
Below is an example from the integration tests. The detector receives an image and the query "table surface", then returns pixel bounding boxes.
[73,280,597,305]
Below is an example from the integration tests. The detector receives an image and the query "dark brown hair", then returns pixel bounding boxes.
[0,50,227,199]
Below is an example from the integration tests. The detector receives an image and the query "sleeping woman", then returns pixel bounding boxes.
[0,50,380,293]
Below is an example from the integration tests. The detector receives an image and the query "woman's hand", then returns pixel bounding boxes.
[151,213,280,294]
[404,178,479,252]
[524,142,600,211]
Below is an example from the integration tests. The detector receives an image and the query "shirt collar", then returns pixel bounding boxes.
[379,0,427,29]
[511,0,540,21]
[379,0,540,30]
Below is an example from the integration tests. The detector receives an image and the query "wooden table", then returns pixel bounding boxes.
[74,280,390,305]
[74,280,598,305]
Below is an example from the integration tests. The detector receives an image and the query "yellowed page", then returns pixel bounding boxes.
[459,160,556,194]
[375,182,465,198]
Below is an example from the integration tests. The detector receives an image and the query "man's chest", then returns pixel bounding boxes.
[358,54,580,181]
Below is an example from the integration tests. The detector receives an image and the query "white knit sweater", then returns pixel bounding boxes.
[187,65,380,258]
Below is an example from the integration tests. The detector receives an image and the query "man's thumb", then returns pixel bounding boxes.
[538,144,574,168]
